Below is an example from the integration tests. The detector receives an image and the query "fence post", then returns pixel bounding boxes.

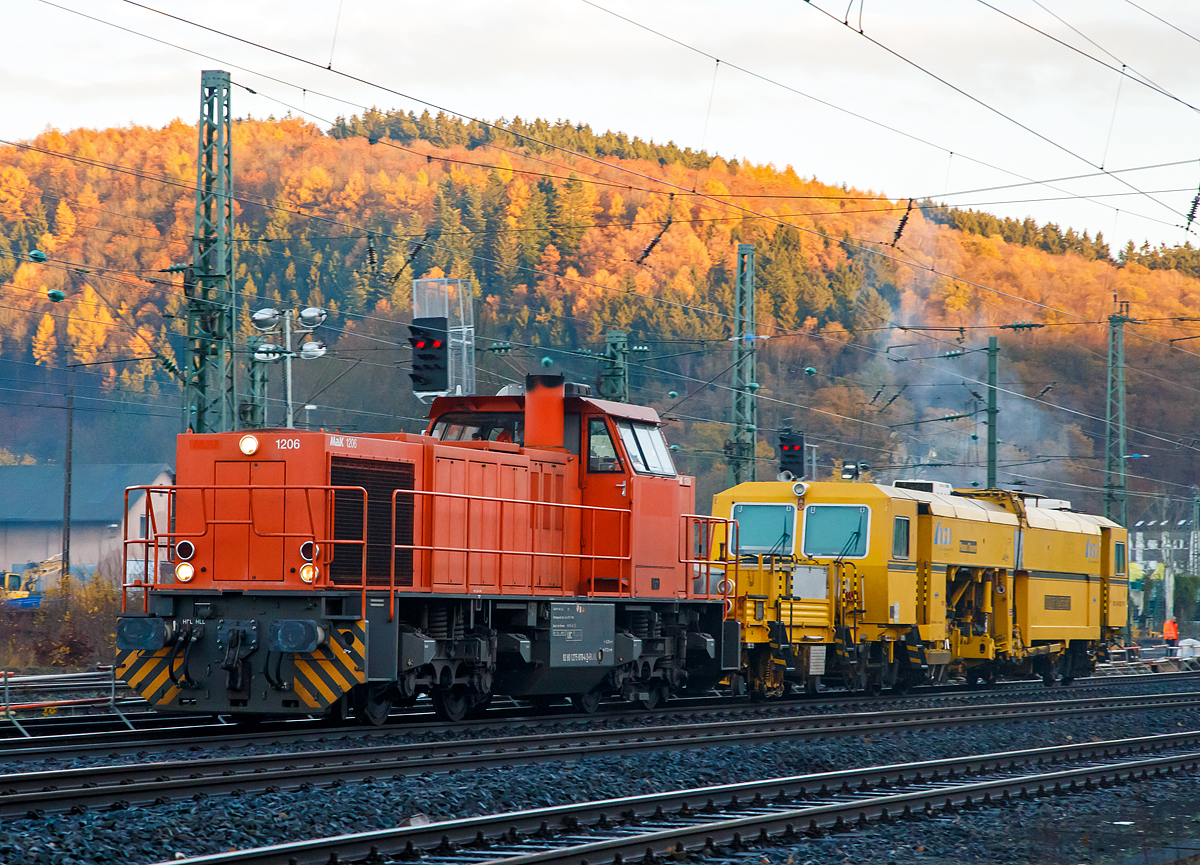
[3,671,30,737]
[109,664,135,731]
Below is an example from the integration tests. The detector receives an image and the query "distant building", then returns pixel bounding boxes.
[0,464,173,573]
[1129,504,1200,625]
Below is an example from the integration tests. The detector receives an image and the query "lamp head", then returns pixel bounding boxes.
[298,306,327,329]
[252,308,281,331]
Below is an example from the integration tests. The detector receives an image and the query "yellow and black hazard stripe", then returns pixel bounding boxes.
[116,647,185,708]
[291,619,368,710]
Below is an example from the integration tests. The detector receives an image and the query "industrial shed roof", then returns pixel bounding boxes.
[0,464,173,523]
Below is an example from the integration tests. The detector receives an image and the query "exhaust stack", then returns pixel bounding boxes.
[524,374,565,448]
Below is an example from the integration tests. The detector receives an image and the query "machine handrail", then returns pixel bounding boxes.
[121,483,370,613]
[678,514,739,610]
[383,488,636,617]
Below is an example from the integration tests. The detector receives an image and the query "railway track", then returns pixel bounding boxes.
[4,690,1200,818]
[150,730,1200,865]
[3,668,1197,756]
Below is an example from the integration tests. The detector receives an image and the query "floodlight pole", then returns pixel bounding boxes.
[283,311,295,429]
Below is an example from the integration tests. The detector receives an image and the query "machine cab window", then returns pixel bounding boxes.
[893,516,911,559]
[615,420,676,476]
[732,503,797,557]
[587,418,624,473]
[431,412,522,444]
[801,504,870,559]
[1115,541,1127,575]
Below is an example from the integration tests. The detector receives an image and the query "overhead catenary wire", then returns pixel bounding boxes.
[51,0,1190,241]
[9,3,1200,491]
[802,0,1189,226]
[577,0,1185,230]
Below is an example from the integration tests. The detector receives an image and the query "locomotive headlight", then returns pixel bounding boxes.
[175,561,195,582]
[299,563,318,583]
[175,540,195,561]
[299,541,319,562]
[238,434,259,455]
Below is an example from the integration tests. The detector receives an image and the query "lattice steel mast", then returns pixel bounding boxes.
[1104,301,1132,526]
[183,70,238,433]
[728,244,758,485]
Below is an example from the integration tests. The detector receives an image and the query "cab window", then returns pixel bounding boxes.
[431,412,522,444]
[1115,541,1126,575]
[732,503,796,556]
[615,420,676,476]
[893,516,910,559]
[802,504,870,559]
[587,418,623,473]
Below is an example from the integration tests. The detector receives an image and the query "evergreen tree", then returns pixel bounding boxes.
[552,174,594,258]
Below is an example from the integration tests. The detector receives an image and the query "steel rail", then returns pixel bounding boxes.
[4,667,1198,753]
[4,690,1200,818]
[152,731,1200,865]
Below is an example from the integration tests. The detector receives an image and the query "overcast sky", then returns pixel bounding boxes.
[4,0,1200,251]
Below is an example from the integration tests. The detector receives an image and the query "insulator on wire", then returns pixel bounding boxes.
[389,232,431,284]
[892,199,914,246]
[1188,190,1200,230]
[638,215,673,264]
[366,232,378,278]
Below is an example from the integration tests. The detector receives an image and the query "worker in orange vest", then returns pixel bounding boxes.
[1164,616,1179,647]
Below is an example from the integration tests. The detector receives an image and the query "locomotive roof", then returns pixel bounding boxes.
[427,394,662,424]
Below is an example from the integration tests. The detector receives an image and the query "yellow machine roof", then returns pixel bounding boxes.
[715,480,1119,535]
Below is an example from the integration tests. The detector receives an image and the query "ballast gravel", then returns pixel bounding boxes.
[3,702,1200,864]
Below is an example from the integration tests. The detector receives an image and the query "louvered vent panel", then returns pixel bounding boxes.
[329,458,415,586]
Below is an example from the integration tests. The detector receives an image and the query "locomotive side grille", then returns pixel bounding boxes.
[329,457,415,586]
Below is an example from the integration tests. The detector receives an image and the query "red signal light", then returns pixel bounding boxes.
[415,339,427,348]
[432,339,443,348]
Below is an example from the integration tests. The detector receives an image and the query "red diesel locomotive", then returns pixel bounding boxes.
[116,376,738,722]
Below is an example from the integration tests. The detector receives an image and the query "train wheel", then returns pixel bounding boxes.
[865,673,882,697]
[432,686,471,722]
[572,689,601,714]
[640,681,668,710]
[354,684,394,727]
[465,694,493,720]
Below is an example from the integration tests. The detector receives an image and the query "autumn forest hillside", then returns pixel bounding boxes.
[2,110,1200,515]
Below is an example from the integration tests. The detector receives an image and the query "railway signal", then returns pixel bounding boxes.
[409,316,449,393]
[778,429,806,479]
